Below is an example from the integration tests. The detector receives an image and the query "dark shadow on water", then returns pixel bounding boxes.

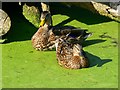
[2,19,38,43]
[85,52,112,67]
[55,17,74,27]
[50,3,112,26]
[82,39,106,47]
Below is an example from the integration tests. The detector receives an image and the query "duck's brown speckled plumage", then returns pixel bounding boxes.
[31,26,56,51]
[55,37,89,69]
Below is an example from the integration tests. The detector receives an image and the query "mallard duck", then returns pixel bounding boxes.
[55,35,89,69]
[31,11,92,51]
[31,11,56,51]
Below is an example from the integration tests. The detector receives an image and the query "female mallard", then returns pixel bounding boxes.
[55,35,89,69]
[31,11,56,51]
[31,11,92,51]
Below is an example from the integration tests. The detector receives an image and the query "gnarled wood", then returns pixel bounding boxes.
[0,9,11,36]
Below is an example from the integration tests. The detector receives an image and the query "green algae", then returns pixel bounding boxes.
[1,3,118,88]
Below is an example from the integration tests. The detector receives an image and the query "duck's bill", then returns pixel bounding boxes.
[40,19,45,27]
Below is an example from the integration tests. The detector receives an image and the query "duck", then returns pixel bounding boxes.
[31,11,56,51]
[31,11,92,51]
[55,34,89,69]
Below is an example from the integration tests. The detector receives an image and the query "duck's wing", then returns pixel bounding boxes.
[51,26,92,39]
[51,26,76,35]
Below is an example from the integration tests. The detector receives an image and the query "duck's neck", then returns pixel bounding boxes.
[43,23,53,31]
[44,23,49,28]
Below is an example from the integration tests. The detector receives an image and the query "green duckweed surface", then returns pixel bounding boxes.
[1,3,118,88]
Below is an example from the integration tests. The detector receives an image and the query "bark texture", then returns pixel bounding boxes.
[0,9,11,36]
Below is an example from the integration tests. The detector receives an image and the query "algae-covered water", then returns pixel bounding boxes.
[1,3,118,88]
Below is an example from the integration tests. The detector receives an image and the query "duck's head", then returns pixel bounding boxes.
[40,11,52,27]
